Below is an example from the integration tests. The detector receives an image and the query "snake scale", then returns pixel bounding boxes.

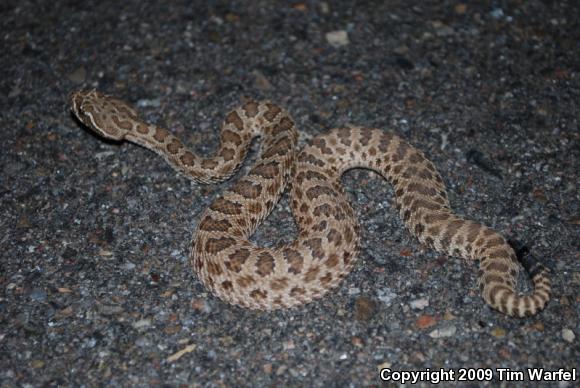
[70,90,550,317]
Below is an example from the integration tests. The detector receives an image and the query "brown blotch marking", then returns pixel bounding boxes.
[290,287,306,297]
[153,127,169,142]
[199,216,232,232]
[343,226,354,244]
[205,237,236,254]
[391,140,410,163]
[406,182,439,197]
[218,147,236,161]
[408,152,424,164]
[250,161,280,179]
[111,115,132,130]
[234,217,247,229]
[266,183,279,197]
[299,203,309,214]
[299,152,325,167]
[427,225,441,237]
[305,170,327,181]
[466,222,482,244]
[426,210,452,222]
[270,277,289,291]
[327,228,342,246]
[418,168,433,180]
[483,260,510,273]
[368,146,377,156]
[336,128,351,146]
[488,284,511,306]
[401,166,419,180]
[411,198,447,214]
[393,165,403,175]
[262,136,293,159]
[231,180,262,199]
[484,274,508,286]
[225,248,250,273]
[256,252,275,277]
[283,248,304,274]
[485,249,512,260]
[263,103,282,121]
[306,185,335,201]
[440,219,465,251]
[167,138,182,154]
[304,238,324,260]
[236,275,255,288]
[483,237,506,251]
[325,253,339,268]
[221,280,233,292]
[201,159,220,170]
[303,265,320,282]
[210,198,243,215]
[225,111,244,130]
[414,223,425,236]
[206,261,223,276]
[247,202,263,215]
[180,152,196,166]
[360,129,373,146]
[378,133,393,153]
[312,220,327,232]
[312,138,333,155]
[136,123,149,134]
[320,272,333,286]
[242,101,259,117]
[342,251,352,265]
[313,203,333,217]
[249,289,267,300]
[221,129,243,146]
[271,116,294,136]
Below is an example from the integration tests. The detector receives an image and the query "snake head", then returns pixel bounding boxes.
[70,90,140,141]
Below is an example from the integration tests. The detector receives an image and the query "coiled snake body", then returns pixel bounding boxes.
[70,90,550,317]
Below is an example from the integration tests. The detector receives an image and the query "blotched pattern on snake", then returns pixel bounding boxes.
[70,90,551,317]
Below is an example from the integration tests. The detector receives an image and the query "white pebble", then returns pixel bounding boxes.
[409,297,429,310]
[326,30,349,47]
[562,328,575,343]
[429,324,457,338]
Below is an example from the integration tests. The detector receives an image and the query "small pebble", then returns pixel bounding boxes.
[325,30,349,47]
[415,314,437,329]
[132,319,152,329]
[68,67,86,83]
[429,324,457,338]
[562,328,575,343]
[377,288,397,305]
[29,288,47,302]
[409,298,429,310]
[490,327,506,338]
[354,297,377,321]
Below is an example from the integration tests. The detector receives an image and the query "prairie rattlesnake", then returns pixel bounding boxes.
[70,90,550,317]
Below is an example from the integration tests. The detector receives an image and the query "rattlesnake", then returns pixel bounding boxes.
[70,90,551,317]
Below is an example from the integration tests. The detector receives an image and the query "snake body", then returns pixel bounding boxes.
[70,90,551,317]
